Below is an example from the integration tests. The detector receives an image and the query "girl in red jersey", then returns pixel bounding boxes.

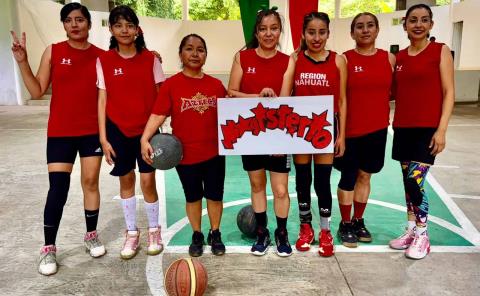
[228,8,292,257]
[11,3,105,276]
[141,34,227,257]
[335,13,395,248]
[97,6,166,260]
[280,12,347,257]
[389,4,454,260]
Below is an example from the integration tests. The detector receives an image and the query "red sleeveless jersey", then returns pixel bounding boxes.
[344,49,392,137]
[49,41,103,137]
[152,72,227,165]
[393,42,444,128]
[239,49,289,95]
[293,51,339,113]
[100,49,157,137]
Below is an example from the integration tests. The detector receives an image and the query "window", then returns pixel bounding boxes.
[108,0,182,20]
[189,0,240,21]
[318,0,335,18]
[340,0,395,18]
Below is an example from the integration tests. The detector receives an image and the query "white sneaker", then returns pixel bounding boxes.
[147,227,164,256]
[38,245,57,276]
[405,232,430,259]
[84,230,106,258]
[120,230,140,260]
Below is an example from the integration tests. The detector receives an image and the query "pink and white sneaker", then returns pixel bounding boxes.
[147,227,164,256]
[389,228,415,250]
[405,232,430,260]
[120,230,140,260]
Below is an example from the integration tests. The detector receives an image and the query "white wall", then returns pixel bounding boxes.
[10,0,480,104]
[0,0,21,105]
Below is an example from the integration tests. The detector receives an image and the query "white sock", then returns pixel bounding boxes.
[144,200,159,229]
[320,217,330,230]
[408,221,416,231]
[416,225,427,236]
[121,196,137,231]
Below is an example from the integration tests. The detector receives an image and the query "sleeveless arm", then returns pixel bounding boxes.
[279,53,297,97]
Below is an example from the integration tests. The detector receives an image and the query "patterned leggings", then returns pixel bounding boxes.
[400,161,431,227]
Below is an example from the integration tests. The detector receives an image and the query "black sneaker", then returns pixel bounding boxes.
[274,228,292,257]
[189,231,205,257]
[352,218,372,242]
[250,227,271,256]
[337,222,358,248]
[207,229,226,256]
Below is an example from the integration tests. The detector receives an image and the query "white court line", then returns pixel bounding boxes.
[427,175,480,246]
[450,194,480,200]
[164,245,480,254]
[387,126,480,246]
[432,165,460,169]
[448,124,480,127]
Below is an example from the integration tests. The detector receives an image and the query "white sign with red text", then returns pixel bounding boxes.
[217,96,334,155]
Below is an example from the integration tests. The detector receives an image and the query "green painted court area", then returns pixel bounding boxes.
[165,135,472,247]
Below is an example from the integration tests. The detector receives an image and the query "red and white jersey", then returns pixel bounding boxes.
[344,49,392,137]
[152,72,227,165]
[49,41,104,137]
[393,42,444,128]
[239,49,289,96]
[97,49,165,137]
[293,51,340,113]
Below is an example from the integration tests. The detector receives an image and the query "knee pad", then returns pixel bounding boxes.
[405,177,423,207]
[294,163,312,203]
[338,168,357,191]
[314,164,333,217]
[44,172,71,226]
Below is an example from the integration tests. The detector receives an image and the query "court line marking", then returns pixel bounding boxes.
[432,165,460,169]
[449,194,480,200]
[146,192,480,296]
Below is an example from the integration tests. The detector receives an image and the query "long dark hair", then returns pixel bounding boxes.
[178,34,207,55]
[246,7,282,49]
[108,5,145,53]
[350,12,379,33]
[60,2,91,26]
[405,3,433,20]
[300,12,330,51]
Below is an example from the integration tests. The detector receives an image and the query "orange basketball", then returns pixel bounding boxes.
[164,258,208,296]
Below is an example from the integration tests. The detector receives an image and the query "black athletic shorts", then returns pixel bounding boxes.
[106,119,155,176]
[175,155,226,203]
[241,154,291,173]
[47,134,103,164]
[392,127,437,165]
[334,128,388,174]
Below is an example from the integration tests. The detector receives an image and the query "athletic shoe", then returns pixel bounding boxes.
[274,228,293,257]
[352,218,372,242]
[38,245,57,276]
[84,230,106,258]
[251,227,271,256]
[405,232,430,260]
[147,227,164,256]
[337,222,358,248]
[207,229,226,256]
[120,230,140,260]
[389,228,415,250]
[189,231,205,257]
[295,223,315,251]
[318,229,334,257]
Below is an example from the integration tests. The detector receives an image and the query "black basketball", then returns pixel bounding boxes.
[150,133,183,170]
[237,205,266,238]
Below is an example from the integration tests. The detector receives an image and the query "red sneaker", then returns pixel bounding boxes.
[318,229,334,257]
[295,223,315,251]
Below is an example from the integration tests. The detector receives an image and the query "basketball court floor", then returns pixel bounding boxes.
[0,104,479,295]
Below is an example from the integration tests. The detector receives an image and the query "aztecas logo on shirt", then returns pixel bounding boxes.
[181,92,216,114]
